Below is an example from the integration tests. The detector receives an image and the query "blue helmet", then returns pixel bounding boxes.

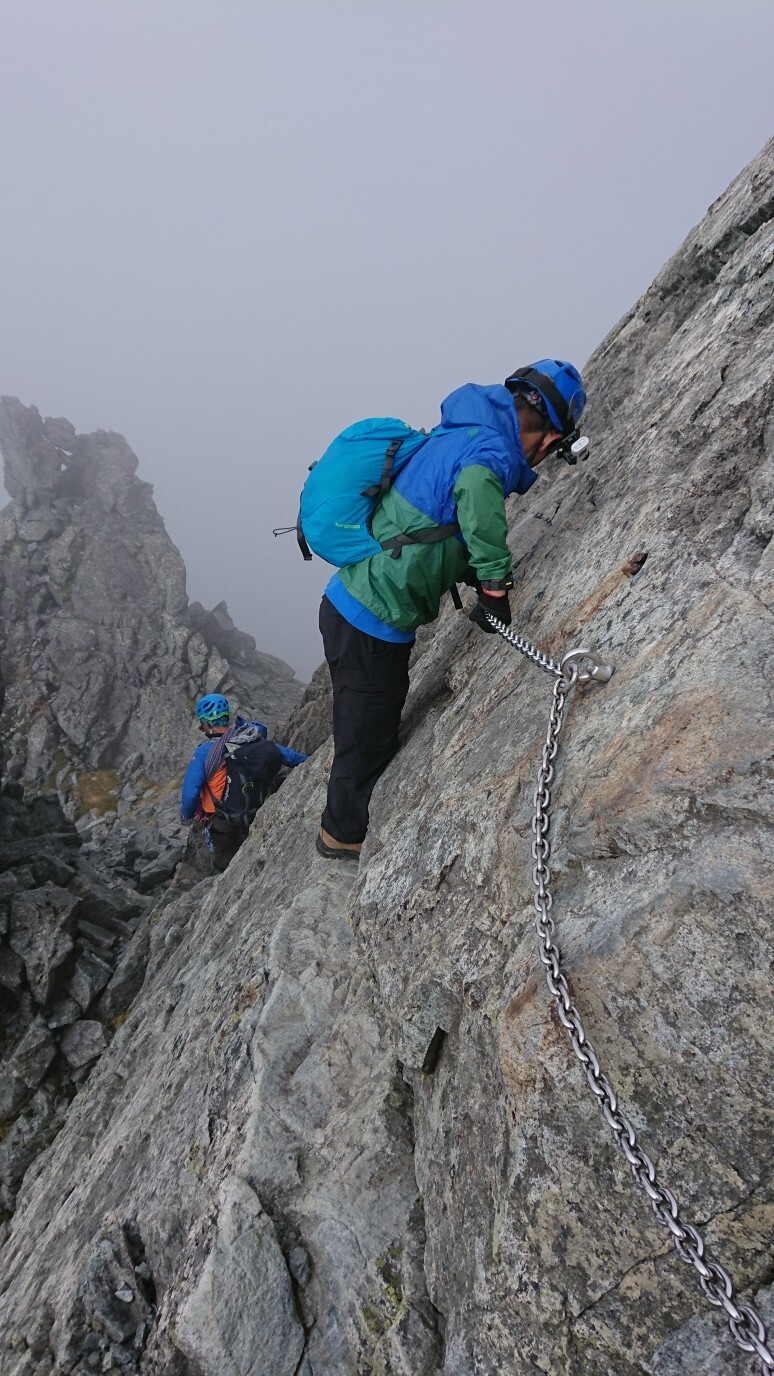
[505,359,586,436]
[196,693,230,724]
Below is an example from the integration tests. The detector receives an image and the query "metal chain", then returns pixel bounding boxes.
[486,613,773,1374]
[483,621,563,678]
[483,615,614,689]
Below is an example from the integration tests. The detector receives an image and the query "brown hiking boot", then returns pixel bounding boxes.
[316,826,362,861]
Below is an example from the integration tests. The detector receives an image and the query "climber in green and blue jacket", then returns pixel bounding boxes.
[317,360,587,861]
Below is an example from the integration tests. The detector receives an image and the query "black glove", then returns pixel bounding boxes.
[469,578,513,633]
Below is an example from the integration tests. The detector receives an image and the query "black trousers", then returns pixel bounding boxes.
[209,816,246,873]
[320,596,412,844]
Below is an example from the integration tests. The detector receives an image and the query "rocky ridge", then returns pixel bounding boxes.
[0,401,303,801]
[0,140,772,1374]
[0,404,307,1240]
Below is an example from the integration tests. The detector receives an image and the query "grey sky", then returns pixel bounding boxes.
[1,0,772,683]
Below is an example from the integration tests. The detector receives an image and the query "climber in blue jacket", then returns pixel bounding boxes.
[181,694,307,870]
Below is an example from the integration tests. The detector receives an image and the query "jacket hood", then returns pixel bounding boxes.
[438,383,519,436]
[438,383,538,496]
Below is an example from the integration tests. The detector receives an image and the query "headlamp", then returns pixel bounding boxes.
[549,429,590,466]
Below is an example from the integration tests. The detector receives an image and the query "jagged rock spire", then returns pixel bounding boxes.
[0,400,302,796]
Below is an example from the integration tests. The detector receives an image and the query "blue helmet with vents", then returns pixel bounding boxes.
[195,693,230,724]
[505,359,586,436]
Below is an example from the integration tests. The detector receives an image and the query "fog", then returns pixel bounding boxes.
[1,0,772,682]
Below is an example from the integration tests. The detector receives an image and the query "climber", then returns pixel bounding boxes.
[316,360,586,861]
[181,694,308,872]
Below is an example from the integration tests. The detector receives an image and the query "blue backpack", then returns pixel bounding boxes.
[273,417,459,566]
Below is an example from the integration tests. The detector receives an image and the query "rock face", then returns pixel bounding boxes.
[279,660,333,757]
[0,404,303,797]
[0,141,772,1375]
[0,782,150,1218]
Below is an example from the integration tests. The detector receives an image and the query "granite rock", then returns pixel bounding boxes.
[0,782,156,1212]
[175,1176,305,1376]
[8,886,80,1004]
[67,952,114,1012]
[59,1020,109,1069]
[8,1017,57,1089]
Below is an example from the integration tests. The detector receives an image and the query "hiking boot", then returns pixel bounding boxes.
[316,827,362,861]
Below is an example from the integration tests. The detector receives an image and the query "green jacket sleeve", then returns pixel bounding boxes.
[453,463,512,582]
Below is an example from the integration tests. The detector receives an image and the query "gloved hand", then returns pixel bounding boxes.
[469,587,512,633]
[468,577,513,633]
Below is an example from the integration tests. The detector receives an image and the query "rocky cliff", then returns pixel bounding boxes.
[0,141,771,1375]
[0,779,150,1217]
[0,402,303,798]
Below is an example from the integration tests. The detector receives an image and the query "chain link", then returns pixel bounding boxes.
[483,620,564,678]
[494,620,772,1373]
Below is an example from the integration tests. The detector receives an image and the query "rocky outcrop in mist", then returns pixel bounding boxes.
[0,141,771,1375]
[0,403,302,799]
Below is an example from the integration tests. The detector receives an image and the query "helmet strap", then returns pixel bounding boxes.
[509,367,573,435]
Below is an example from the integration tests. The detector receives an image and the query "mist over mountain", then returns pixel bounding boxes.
[0,398,302,800]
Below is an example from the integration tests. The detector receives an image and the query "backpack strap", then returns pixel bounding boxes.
[380,521,461,559]
[360,435,459,557]
[361,437,404,500]
[449,583,464,611]
[202,779,221,813]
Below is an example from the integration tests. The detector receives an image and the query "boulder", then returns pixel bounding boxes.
[136,846,184,893]
[45,997,82,1030]
[175,1178,305,1376]
[59,1021,109,1069]
[67,952,113,1013]
[94,925,150,1024]
[8,1017,57,1090]
[0,1087,69,1211]
[31,853,77,887]
[8,886,79,1004]
[0,947,26,993]
[0,1065,30,1125]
